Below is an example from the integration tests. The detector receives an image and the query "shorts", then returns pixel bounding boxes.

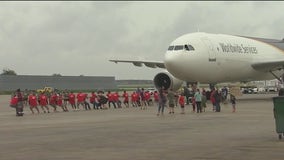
[180,105,184,108]
[169,103,175,108]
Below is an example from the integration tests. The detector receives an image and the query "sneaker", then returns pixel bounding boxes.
[17,113,23,116]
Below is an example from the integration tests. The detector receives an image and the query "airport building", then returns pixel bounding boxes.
[0,75,117,91]
[116,80,153,86]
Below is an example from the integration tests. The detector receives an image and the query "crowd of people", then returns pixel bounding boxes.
[9,86,237,117]
[9,88,159,116]
[156,86,237,116]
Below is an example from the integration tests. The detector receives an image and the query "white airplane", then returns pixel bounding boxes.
[110,32,284,91]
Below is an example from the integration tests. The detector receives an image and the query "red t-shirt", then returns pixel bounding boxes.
[40,95,48,106]
[132,92,139,102]
[113,93,119,102]
[49,94,58,105]
[179,95,185,105]
[84,93,88,101]
[69,93,76,104]
[144,92,150,100]
[107,93,114,101]
[29,95,38,107]
[131,93,135,102]
[90,93,97,103]
[57,95,63,106]
[123,92,129,102]
[77,93,85,102]
[154,92,159,101]
[210,91,216,104]
[191,97,196,105]
[10,96,18,106]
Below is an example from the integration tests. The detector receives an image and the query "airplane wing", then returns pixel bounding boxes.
[251,60,284,72]
[109,59,165,69]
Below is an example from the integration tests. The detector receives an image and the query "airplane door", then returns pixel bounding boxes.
[201,38,216,62]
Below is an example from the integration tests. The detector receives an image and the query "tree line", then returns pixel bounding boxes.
[1,68,63,76]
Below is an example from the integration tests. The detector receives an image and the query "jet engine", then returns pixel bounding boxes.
[153,72,183,91]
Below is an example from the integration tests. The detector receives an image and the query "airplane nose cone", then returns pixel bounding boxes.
[164,51,196,81]
[164,52,184,75]
[164,51,175,66]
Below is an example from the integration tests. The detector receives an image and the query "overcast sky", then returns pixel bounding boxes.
[0,1,284,80]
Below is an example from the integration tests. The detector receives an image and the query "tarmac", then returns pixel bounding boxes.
[0,93,284,160]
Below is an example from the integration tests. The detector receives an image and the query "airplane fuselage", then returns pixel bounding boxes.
[164,32,284,83]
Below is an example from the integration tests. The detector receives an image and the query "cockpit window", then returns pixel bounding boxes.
[185,45,195,51]
[184,45,189,51]
[168,46,174,51]
[174,45,184,50]
[168,45,195,51]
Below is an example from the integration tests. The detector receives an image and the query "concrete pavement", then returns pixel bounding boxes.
[0,94,283,160]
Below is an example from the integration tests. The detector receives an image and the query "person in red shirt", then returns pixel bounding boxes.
[191,96,196,112]
[90,91,99,109]
[76,92,85,110]
[68,92,76,110]
[107,91,116,109]
[131,91,138,107]
[39,92,50,113]
[113,92,121,108]
[122,90,129,108]
[28,92,40,114]
[178,93,185,114]
[57,93,68,112]
[144,91,151,107]
[49,92,58,112]
[10,94,18,109]
[210,88,216,112]
[153,91,159,106]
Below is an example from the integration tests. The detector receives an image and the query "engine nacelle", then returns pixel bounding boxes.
[153,72,183,91]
